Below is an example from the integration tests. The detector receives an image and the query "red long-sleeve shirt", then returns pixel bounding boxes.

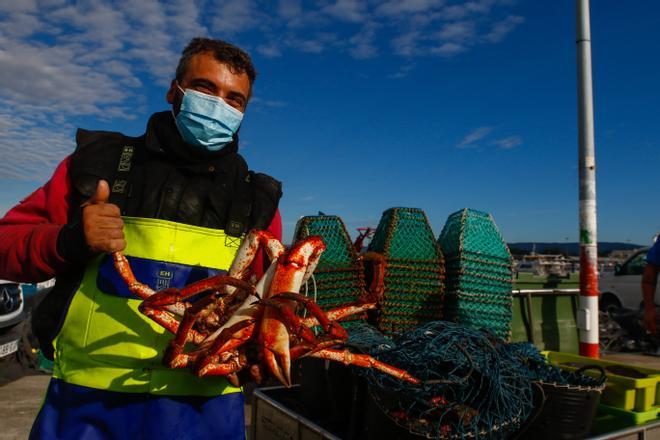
[0,156,282,283]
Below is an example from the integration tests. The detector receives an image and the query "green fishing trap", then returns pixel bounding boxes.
[438,208,514,341]
[367,207,445,336]
[293,215,368,328]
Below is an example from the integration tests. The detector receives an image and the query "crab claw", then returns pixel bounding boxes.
[259,236,326,387]
[262,328,292,386]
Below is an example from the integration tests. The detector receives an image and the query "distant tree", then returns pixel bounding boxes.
[542,247,567,256]
[508,247,529,256]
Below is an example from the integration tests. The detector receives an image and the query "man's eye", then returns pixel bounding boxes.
[192,85,212,94]
[227,98,245,110]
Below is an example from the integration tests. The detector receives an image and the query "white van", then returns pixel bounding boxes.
[599,248,659,311]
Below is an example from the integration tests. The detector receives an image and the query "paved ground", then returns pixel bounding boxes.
[1,374,50,440]
[1,353,658,440]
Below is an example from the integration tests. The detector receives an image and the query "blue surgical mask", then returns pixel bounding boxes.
[173,85,244,152]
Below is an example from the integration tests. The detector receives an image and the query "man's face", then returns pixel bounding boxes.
[167,51,251,114]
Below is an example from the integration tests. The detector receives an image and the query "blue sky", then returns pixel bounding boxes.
[0,0,658,246]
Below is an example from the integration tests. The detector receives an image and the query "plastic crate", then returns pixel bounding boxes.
[591,404,660,435]
[544,351,660,412]
[252,385,343,440]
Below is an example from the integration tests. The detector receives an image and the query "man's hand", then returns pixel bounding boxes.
[82,180,126,254]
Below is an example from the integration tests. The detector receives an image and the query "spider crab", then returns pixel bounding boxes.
[112,230,419,387]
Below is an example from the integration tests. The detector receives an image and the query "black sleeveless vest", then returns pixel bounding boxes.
[69,111,282,234]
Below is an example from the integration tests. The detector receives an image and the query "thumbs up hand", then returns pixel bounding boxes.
[82,180,126,254]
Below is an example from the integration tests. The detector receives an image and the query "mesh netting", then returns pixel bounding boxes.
[347,321,605,439]
[438,209,514,341]
[503,343,606,389]
[294,215,367,328]
[367,208,445,336]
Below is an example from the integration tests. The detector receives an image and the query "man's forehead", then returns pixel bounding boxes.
[183,53,249,90]
[184,53,242,78]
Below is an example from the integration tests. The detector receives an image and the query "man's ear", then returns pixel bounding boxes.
[166,79,177,104]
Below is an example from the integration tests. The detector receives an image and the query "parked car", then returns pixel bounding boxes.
[599,248,659,311]
[0,280,25,359]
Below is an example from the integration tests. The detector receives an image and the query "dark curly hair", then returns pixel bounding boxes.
[175,37,257,93]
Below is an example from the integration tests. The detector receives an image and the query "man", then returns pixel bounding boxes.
[642,237,660,333]
[0,38,281,439]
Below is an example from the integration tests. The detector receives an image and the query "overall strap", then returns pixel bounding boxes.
[108,142,144,214]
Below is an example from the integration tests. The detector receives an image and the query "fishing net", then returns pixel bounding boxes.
[503,343,605,389]
[367,208,445,336]
[293,215,368,328]
[437,209,514,341]
[347,321,605,439]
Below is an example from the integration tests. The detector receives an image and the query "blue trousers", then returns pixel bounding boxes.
[30,378,245,439]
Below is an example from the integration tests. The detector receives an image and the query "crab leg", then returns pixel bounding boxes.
[289,339,420,385]
[195,351,248,380]
[308,348,420,384]
[300,252,386,327]
[138,276,254,340]
[162,320,254,371]
[360,251,386,302]
[264,292,348,340]
[193,319,257,376]
[301,301,378,327]
[112,252,188,318]
[259,295,320,344]
[174,252,281,376]
[156,231,287,373]
[226,230,285,283]
[113,252,155,299]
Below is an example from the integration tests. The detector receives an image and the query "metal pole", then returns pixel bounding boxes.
[576,0,599,358]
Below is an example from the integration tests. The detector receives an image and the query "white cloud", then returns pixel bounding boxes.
[0,0,179,179]
[285,33,338,54]
[0,0,524,179]
[437,21,476,42]
[457,129,522,150]
[376,0,445,17]
[0,39,128,113]
[256,43,282,58]
[323,0,367,23]
[485,15,525,43]
[431,42,466,56]
[278,0,302,20]
[164,1,208,43]
[457,126,493,148]
[493,135,522,149]
[347,22,379,59]
[0,0,37,13]
[387,63,416,79]
[250,97,287,109]
[210,0,264,36]
[0,109,75,180]
[392,31,422,56]
[0,12,41,37]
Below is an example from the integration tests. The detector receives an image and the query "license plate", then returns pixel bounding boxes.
[0,339,18,358]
